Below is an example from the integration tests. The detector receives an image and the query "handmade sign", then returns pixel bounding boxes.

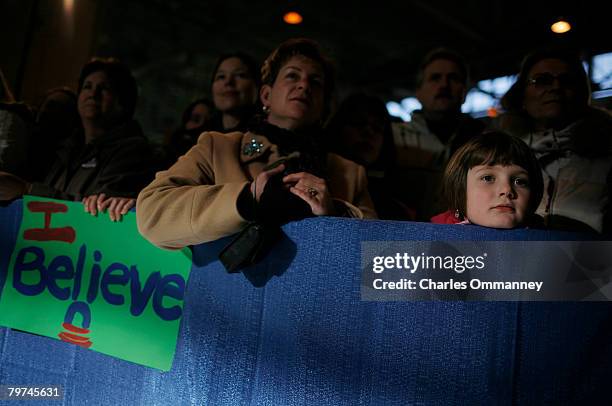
[0,196,192,371]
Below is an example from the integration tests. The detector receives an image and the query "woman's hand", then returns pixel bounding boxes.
[283,172,335,216]
[0,171,30,201]
[250,164,286,202]
[82,194,101,216]
[83,193,135,221]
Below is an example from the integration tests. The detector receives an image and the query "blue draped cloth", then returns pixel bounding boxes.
[0,200,609,405]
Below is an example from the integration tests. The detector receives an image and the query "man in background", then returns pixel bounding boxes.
[393,48,484,220]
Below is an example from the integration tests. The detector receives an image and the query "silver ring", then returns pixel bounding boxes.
[307,187,318,197]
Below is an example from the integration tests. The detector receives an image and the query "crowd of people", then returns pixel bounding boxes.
[1,38,610,250]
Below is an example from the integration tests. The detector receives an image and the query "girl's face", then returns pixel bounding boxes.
[466,164,531,228]
[212,57,257,113]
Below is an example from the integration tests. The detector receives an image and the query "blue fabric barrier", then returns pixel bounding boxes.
[0,199,610,405]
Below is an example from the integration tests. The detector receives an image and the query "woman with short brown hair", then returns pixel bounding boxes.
[136,38,376,253]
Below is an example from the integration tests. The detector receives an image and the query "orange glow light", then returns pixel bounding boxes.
[283,11,303,25]
[551,20,571,34]
[64,0,74,15]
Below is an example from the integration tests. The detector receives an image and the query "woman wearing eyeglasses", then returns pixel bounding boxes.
[499,49,612,234]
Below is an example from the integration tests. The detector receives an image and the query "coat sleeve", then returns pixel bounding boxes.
[29,138,156,201]
[136,132,250,249]
[28,181,79,201]
[92,139,157,198]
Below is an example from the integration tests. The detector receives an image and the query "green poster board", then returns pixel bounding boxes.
[0,196,192,371]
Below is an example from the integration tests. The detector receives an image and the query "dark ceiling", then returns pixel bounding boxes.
[4,0,609,140]
[96,0,611,101]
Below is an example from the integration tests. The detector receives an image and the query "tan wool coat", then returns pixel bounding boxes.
[136,131,377,249]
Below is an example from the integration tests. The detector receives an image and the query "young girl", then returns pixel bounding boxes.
[431,131,544,228]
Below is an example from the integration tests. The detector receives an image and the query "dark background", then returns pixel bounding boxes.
[2,0,610,141]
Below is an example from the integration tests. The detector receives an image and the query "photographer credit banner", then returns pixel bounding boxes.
[362,241,612,301]
[0,196,192,371]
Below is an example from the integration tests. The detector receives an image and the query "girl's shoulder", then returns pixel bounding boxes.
[431,210,464,224]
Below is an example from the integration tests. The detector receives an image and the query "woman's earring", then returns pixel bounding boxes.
[454,209,461,219]
[262,105,270,114]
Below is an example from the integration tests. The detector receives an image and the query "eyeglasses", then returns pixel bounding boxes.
[527,73,577,88]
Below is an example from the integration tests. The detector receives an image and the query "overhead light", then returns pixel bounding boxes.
[283,11,303,25]
[64,0,74,14]
[551,19,571,34]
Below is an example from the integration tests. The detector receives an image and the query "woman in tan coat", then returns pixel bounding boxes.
[136,39,376,250]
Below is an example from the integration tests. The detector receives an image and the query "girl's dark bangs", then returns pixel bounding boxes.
[468,140,527,169]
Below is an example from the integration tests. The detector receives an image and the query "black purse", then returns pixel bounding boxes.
[218,221,282,273]
[218,121,326,274]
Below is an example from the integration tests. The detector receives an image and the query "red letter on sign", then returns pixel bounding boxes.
[23,201,76,243]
